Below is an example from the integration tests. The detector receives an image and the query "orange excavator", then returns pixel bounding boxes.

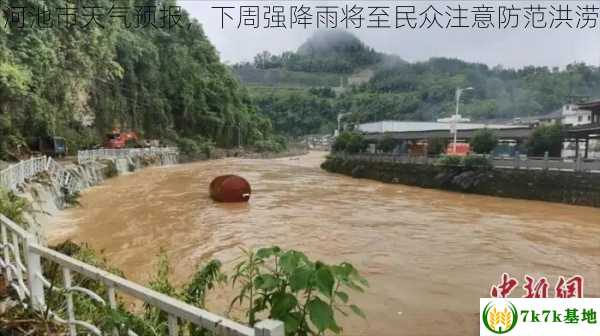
[103,129,139,149]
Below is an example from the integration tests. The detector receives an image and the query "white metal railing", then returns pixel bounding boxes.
[332,153,600,172]
[1,156,51,192]
[0,156,76,193]
[46,157,73,189]
[0,214,283,336]
[77,147,179,165]
[1,147,179,193]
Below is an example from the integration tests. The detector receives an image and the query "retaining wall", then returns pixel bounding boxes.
[321,156,600,207]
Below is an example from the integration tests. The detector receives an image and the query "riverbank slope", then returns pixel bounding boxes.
[321,155,600,207]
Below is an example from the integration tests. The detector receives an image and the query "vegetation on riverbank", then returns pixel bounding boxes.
[331,132,367,154]
[0,240,367,336]
[0,0,279,161]
[0,187,30,225]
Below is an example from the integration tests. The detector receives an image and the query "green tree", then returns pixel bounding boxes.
[527,124,564,157]
[237,32,600,137]
[0,0,279,160]
[332,132,351,152]
[470,128,498,154]
[427,137,449,155]
[377,134,396,152]
[332,132,366,154]
[346,133,367,153]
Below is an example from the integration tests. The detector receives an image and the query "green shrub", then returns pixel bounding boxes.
[176,136,215,158]
[332,132,350,152]
[229,246,368,335]
[470,128,498,154]
[333,131,366,154]
[6,242,368,336]
[435,155,462,167]
[435,155,492,170]
[0,187,30,226]
[377,134,395,153]
[253,136,287,153]
[103,160,118,178]
[427,137,449,155]
[346,133,367,154]
[0,134,28,161]
[176,137,200,155]
[463,155,493,170]
[62,128,100,154]
[527,124,564,157]
[274,135,289,151]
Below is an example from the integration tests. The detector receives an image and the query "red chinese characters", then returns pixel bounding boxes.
[490,273,519,298]
[490,273,584,298]
[555,275,584,298]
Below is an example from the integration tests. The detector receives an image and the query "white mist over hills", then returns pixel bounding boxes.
[181,0,600,69]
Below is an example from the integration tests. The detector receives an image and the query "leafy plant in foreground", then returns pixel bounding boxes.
[0,187,30,226]
[3,242,367,336]
[146,251,228,336]
[229,246,368,335]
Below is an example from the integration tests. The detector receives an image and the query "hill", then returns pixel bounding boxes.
[254,30,383,74]
[0,0,278,160]
[235,32,600,137]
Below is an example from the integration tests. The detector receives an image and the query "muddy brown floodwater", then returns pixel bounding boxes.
[47,151,600,336]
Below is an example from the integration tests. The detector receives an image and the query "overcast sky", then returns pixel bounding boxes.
[180,1,600,69]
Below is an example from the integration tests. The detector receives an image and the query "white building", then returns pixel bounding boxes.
[357,120,523,134]
[561,104,593,126]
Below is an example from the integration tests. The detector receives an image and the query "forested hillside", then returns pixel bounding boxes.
[0,0,276,160]
[252,31,383,74]
[233,31,386,88]
[236,31,600,137]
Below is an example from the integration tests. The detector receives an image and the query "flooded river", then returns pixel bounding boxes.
[48,151,600,335]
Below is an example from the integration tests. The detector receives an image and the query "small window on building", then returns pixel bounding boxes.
[588,115,592,121]
[578,116,583,122]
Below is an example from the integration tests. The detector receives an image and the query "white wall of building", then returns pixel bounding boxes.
[560,104,597,158]
[561,104,593,126]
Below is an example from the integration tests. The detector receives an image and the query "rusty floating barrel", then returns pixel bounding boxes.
[210,175,251,202]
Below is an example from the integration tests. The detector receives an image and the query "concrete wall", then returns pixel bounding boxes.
[321,156,600,207]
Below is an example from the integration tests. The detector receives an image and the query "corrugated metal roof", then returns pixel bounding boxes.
[357,121,524,134]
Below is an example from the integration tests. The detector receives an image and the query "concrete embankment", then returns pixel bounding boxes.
[321,155,600,207]
[18,155,176,240]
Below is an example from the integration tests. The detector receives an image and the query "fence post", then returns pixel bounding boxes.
[107,285,119,336]
[63,267,77,336]
[168,315,179,336]
[514,151,520,169]
[1,224,11,283]
[26,238,46,310]
[544,151,549,170]
[576,156,583,172]
[254,320,285,336]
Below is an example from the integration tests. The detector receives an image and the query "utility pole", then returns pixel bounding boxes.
[336,112,352,136]
[237,122,242,148]
[451,87,473,153]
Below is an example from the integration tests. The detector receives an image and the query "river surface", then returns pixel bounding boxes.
[47,152,600,335]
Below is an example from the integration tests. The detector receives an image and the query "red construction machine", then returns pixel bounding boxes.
[103,129,139,149]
